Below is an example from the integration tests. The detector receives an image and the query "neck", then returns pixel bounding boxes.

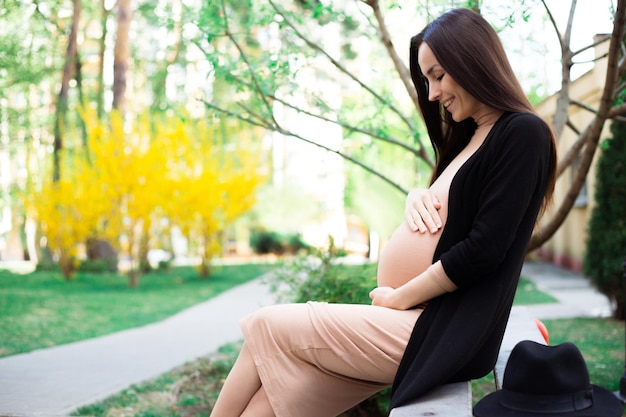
[474,108,503,133]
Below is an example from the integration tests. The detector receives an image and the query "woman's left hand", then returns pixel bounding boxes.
[369,286,398,309]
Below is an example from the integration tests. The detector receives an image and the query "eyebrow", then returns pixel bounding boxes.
[425,65,440,76]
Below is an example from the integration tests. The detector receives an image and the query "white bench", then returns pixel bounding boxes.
[389,306,546,417]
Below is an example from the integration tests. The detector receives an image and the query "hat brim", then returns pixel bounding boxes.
[473,385,624,417]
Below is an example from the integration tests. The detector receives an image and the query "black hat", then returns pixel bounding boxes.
[473,340,623,417]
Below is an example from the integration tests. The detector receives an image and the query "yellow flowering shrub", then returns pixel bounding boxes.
[27,106,266,284]
[163,118,266,277]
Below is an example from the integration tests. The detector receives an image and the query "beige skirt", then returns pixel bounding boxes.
[240,301,422,417]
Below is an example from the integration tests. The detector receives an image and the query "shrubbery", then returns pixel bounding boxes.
[249,228,310,256]
[584,116,626,319]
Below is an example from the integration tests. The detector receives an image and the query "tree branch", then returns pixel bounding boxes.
[266,0,420,139]
[541,0,576,140]
[570,99,598,115]
[556,124,589,178]
[222,72,432,164]
[203,100,409,194]
[269,92,431,163]
[220,0,279,128]
[364,0,419,111]
[571,34,610,58]
[566,119,581,136]
[530,0,626,250]
[541,0,564,49]
[609,102,626,118]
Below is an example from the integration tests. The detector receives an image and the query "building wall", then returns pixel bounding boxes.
[533,36,610,272]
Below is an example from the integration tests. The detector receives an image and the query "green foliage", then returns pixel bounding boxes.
[513,278,558,305]
[472,317,624,405]
[583,119,626,318]
[74,342,243,417]
[77,259,118,274]
[264,238,357,301]
[249,228,310,256]
[249,229,284,255]
[71,317,624,416]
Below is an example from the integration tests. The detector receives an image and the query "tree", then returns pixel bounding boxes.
[583,117,626,318]
[112,0,132,113]
[25,143,112,279]
[528,0,626,249]
[199,0,626,248]
[2,0,219,263]
[164,119,266,278]
[53,0,82,182]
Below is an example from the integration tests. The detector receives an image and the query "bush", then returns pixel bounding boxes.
[78,259,118,273]
[35,259,59,272]
[249,228,310,256]
[249,229,283,255]
[284,233,310,255]
[583,118,626,319]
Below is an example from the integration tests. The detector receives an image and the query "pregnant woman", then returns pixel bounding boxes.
[210,8,557,417]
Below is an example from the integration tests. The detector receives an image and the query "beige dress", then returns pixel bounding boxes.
[240,148,476,416]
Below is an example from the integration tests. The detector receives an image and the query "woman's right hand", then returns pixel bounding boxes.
[405,188,442,233]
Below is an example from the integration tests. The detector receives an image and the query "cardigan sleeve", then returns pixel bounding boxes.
[440,113,551,288]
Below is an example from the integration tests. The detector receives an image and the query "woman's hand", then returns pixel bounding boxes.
[369,286,401,309]
[405,188,442,233]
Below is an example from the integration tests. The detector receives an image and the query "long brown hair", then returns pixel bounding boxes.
[410,8,556,210]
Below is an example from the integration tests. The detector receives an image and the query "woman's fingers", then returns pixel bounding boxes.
[424,196,442,232]
[405,189,442,233]
[406,207,427,232]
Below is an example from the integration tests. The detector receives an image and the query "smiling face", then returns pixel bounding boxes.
[418,42,485,123]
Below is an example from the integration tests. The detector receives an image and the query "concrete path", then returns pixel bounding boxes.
[0,278,276,417]
[0,261,615,416]
[521,261,613,319]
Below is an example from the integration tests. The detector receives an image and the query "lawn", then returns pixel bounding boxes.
[472,317,625,406]
[74,316,625,417]
[2,263,623,416]
[0,263,274,357]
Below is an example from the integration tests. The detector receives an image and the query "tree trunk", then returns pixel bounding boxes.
[97,0,112,119]
[138,220,151,273]
[112,0,132,113]
[151,0,183,112]
[53,0,81,181]
[529,0,626,250]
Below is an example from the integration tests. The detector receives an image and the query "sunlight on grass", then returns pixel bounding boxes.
[473,317,625,412]
[0,264,273,357]
[513,277,558,305]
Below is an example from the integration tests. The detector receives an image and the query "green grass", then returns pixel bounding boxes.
[0,263,274,357]
[3,263,622,416]
[472,317,625,415]
[69,271,574,417]
[77,317,625,417]
[513,277,558,304]
[74,341,242,417]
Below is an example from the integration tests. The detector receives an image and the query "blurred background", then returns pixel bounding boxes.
[0,0,618,287]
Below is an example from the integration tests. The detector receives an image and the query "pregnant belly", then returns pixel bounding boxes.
[376,221,441,288]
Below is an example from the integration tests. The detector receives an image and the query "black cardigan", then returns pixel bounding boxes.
[389,112,553,409]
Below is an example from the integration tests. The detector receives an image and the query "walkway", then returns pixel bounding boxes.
[0,278,276,417]
[521,261,613,319]
[0,261,614,416]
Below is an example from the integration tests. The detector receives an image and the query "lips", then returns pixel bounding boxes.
[442,97,454,108]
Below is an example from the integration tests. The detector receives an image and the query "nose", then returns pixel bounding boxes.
[428,83,440,102]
